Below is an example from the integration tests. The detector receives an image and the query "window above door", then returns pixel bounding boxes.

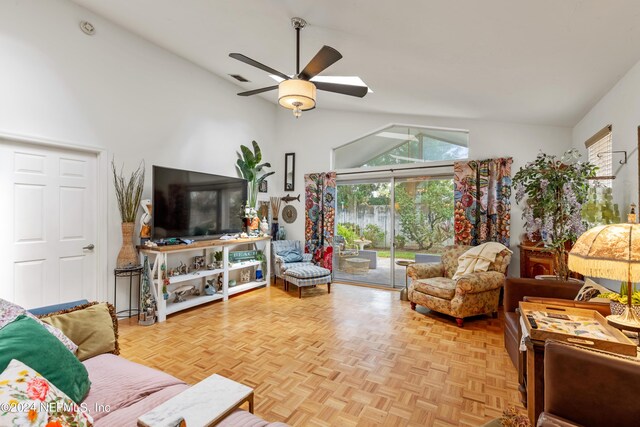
[333,124,469,170]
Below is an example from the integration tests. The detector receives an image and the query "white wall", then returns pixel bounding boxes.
[571,58,640,291]
[273,108,573,274]
[0,0,577,303]
[572,58,640,218]
[0,0,278,310]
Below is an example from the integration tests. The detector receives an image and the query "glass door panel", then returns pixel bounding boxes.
[334,181,392,287]
[393,177,455,288]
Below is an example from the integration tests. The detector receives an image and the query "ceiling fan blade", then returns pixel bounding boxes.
[314,81,368,98]
[229,53,290,81]
[237,85,279,96]
[299,46,342,80]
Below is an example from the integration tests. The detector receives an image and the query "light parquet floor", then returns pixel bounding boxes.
[118,283,523,426]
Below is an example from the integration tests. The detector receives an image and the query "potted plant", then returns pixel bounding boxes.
[513,150,597,281]
[600,285,640,317]
[236,141,275,208]
[212,251,223,269]
[112,160,145,268]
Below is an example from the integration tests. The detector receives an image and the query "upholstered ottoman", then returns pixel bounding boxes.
[283,266,332,298]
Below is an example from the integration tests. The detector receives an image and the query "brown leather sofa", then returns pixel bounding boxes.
[537,340,640,427]
[503,278,612,412]
[503,278,613,367]
[503,278,583,369]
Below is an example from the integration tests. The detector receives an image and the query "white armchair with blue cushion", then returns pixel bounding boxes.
[271,240,314,285]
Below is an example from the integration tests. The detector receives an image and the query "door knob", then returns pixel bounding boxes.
[83,244,95,250]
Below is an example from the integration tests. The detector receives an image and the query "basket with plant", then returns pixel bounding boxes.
[600,284,640,317]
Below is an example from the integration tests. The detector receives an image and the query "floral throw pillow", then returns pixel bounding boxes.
[0,299,78,354]
[0,359,93,427]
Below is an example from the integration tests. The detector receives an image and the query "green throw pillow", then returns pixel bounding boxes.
[0,315,90,403]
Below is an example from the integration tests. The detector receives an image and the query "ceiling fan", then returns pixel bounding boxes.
[229,17,368,118]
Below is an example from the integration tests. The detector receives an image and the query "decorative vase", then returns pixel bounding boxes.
[117,222,139,268]
[260,217,269,235]
[271,220,279,240]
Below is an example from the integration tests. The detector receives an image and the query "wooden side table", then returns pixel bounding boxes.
[395,260,414,301]
[138,374,254,427]
[114,266,143,319]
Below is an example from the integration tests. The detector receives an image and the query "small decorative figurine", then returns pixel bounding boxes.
[240,268,251,283]
[251,216,260,232]
[193,256,205,270]
[260,217,269,235]
[628,203,637,223]
[177,261,188,275]
[172,285,199,303]
[204,280,216,295]
[139,199,152,240]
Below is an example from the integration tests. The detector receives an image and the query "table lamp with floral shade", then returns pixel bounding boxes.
[568,223,640,331]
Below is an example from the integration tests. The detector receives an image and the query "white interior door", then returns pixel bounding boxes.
[0,139,98,308]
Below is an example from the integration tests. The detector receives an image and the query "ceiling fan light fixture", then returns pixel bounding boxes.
[278,79,316,116]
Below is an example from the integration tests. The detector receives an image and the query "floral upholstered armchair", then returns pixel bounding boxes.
[407,245,511,327]
[271,240,314,284]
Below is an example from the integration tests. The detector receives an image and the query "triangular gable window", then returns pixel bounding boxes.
[334,125,468,170]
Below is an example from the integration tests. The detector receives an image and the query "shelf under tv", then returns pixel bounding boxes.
[166,293,225,315]
[139,236,271,322]
[167,268,225,285]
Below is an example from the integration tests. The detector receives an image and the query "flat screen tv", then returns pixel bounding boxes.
[152,165,247,240]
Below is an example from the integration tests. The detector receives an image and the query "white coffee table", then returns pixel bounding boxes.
[137,374,254,427]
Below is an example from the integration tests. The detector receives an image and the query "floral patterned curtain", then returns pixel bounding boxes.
[305,172,336,270]
[454,158,512,246]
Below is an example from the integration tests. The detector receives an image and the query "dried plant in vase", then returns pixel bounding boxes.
[513,150,596,281]
[112,159,145,268]
[270,196,282,239]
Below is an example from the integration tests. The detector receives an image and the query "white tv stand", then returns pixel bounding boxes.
[139,236,271,322]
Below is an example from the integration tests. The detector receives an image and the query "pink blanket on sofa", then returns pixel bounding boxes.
[82,354,188,425]
[82,354,288,426]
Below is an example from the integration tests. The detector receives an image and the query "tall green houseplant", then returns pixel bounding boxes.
[513,150,597,281]
[236,141,274,208]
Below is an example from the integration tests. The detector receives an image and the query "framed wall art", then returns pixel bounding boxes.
[284,152,295,191]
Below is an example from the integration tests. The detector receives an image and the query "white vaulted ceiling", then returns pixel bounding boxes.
[71,0,640,126]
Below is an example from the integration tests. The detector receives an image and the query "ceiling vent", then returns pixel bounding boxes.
[229,74,250,82]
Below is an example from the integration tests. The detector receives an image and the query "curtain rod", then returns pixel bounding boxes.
[336,162,455,177]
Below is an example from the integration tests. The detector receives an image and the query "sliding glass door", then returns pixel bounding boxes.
[392,177,454,288]
[334,180,392,286]
[334,175,454,288]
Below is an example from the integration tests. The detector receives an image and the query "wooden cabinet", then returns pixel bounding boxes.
[519,243,556,278]
[519,241,582,280]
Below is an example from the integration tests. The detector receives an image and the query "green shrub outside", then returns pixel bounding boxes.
[363,224,385,246]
